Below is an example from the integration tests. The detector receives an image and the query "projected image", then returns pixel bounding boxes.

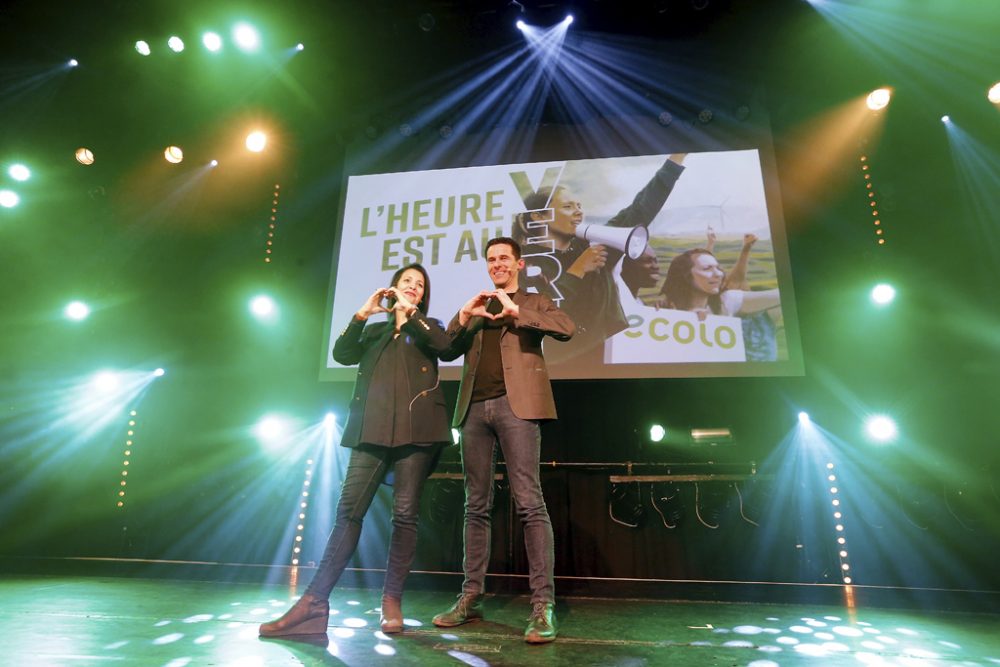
[324,150,801,380]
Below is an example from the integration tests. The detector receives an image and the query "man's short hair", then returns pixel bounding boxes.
[485,236,521,260]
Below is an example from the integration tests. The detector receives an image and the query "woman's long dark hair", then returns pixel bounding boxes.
[660,249,724,314]
[388,263,431,315]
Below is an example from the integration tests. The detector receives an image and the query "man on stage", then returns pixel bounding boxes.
[433,236,574,643]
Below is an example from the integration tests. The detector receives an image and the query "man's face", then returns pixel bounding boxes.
[485,243,524,290]
[621,248,661,290]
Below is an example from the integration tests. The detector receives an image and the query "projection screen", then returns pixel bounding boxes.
[322,149,802,381]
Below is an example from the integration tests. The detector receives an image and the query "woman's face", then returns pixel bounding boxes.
[395,268,425,306]
[542,189,583,238]
[690,253,724,294]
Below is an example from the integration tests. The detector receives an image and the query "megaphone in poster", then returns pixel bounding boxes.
[574,223,649,260]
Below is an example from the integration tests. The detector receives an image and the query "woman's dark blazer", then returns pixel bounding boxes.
[333,311,453,449]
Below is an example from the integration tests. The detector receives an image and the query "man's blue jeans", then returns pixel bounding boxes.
[305,443,438,601]
[459,395,554,604]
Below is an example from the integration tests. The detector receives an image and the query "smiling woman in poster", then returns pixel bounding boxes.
[259,263,452,638]
[659,248,780,322]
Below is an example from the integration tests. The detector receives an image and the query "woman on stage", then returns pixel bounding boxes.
[260,263,453,637]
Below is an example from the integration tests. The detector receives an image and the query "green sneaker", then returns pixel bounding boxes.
[524,602,556,644]
[432,593,484,627]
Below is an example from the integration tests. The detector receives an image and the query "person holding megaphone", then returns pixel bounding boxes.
[512,153,687,368]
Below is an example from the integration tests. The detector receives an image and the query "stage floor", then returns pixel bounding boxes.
[3,572,998,666]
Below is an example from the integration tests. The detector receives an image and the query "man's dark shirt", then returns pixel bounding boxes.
[470,294,512,402]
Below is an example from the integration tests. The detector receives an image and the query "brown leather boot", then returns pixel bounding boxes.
[380,596,404,633]
[259,594,330,637]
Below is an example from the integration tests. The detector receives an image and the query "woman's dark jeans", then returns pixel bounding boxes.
[305,443,439,601]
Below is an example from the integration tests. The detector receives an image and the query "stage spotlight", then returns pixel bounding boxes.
[690,427,733,444]
[253,414,293,447]
[988,82,1000,104]
[68,59,79,67]
[153,368,165,377]
[565,14,574,25]
[8,164,30,181]
[245,131,267,152]
[167,36,185,53]
[135,40,151,56]
[64,301,90,320]
[249,294,276,319]
[870,283,896,305]
[323,412,336,428]
[516,19,526,30]
[451,428,461,445]
[75,147,95,165]
[296,43,304,51]
[866,88,891,111]
[798,411,811,425]
[0,190,19,208]
[92,371,121,393]
[941,115,951,123]
[164,146,184,164]
[210,159,219,167]
[697,109,714,124]
[865,415,898,443]
[649,424,666,443]
[233,23,261,51]
[439,124,453,139]
[609,482,644,528]
[202,32,222,52]
[657,111,673,126]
